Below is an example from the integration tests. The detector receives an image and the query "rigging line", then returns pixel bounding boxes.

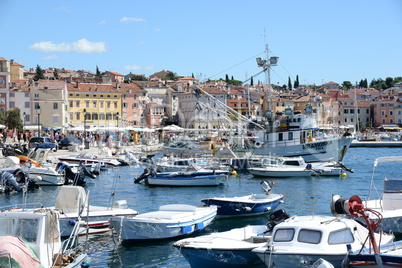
[206,51,265,80]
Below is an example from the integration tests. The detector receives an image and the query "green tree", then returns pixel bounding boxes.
[294,75,299,88]
[250,76,254,86]
[53,68,59,80]
[341,81,353,91]
[34,65,45,81]
[385,77,393,88]
[225,74,229,83]
[96,65,101,76]
[288,77,292,90]
[166,71,177,80]
[0,109,5,125]
[6,108,23,131]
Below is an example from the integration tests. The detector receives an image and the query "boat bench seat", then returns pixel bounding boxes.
[383,192,402,210]
[251,194,268,200]
[159,204,197,212]
[136,211,195,220]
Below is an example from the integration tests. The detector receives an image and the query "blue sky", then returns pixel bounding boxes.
[1,0,401,86]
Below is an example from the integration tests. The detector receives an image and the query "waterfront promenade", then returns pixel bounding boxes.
[350,140,402,147]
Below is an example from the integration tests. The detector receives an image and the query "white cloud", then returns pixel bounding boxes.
[138,41,145,45]
[125,65,153,71]
[154,28,161,31]
[29,39,107,53]
[42,55,59,60]
[98,20,107,25]
[120,17,146,23]
[53,7,72,13]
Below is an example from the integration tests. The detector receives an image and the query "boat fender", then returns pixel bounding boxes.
[68,220,76,226]
[254,141,262,148]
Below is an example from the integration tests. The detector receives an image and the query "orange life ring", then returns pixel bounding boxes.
[17,155,41,167]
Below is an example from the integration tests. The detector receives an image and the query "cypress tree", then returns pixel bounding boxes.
[288,77,293,90]
[34,65,45,81]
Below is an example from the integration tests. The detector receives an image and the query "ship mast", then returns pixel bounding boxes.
[256,42,278,130]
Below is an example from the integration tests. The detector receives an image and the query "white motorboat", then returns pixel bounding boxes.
[16,146,89,186]
[0,208,90,268]
[333,194,402,268]
[57,152,129,167]
[135,164,228,187]
[3,185,138,237]
[360,156,402,235]
[201,181,284,218]
[173,209,290,268]
[252,195,395,268]
[109,204,217,243]
[174,225,270,268]
[247,156,314,177]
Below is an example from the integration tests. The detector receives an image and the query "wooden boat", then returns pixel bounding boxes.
[109,204,217,243]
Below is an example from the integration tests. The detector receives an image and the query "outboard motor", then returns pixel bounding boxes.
[267,209,290,231]
[56,162,86,186]
[134,167,153,183]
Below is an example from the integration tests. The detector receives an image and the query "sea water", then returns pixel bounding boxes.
[1,146,401,267]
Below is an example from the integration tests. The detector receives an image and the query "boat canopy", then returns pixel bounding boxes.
[374,156,402,167]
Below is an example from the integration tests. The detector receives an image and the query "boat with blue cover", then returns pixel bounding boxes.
[201,181,284,218]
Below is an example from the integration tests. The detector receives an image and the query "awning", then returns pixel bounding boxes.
[379,124,401,130]
[24,125,40,130]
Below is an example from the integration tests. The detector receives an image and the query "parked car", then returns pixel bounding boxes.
[58,137,81,150]
[28,137,58,151]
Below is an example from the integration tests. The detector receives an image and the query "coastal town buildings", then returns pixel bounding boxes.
[0,56,401,134]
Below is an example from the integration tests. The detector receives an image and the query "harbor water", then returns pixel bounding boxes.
[1,146,401,267]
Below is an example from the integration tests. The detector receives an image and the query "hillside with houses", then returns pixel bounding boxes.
[0,57,402,135]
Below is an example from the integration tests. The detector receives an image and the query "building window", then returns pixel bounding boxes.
[25,102,30,108]
[53,103,58,109]
[93,101,97,108]
[85,101,89,108]
[390,110,394,116]
[100,101,104,109]
[69,101,73,108]
[344,109,348,114]
[76,112,80,120]
[76,101,80,108]
[10,102,15,108]
[53,115,59,124]
[25,92,29,98]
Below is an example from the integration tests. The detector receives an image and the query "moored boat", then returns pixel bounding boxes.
[109,204,217,243]
[201,181,284,218]
[173,209,290,268]
[252,195,395,268]
[0,208,91,268]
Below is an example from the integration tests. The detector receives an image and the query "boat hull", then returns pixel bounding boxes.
[110,205,217,242]
[247,168,312,177]
[147,174,227,186]
[180,247,263,268]
[254,252,345,268]
[251,137,353,162]
[202,194,283,218]
[174,225,270,268]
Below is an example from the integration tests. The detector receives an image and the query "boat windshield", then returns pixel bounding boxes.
[328,228,354,244]
[0,218,39,243]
